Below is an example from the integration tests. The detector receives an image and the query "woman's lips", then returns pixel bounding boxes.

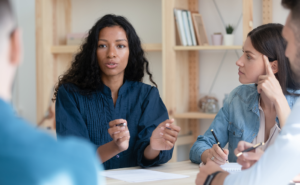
[238,70,245,75]
[105,62,118,69]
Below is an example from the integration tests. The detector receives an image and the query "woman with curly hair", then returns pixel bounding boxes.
[54,14,180,170]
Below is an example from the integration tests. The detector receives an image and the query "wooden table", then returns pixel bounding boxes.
[105,161,199,185]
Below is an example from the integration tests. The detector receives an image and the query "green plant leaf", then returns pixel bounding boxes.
[226,24,234,34]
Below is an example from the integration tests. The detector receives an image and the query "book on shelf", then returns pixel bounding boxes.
[187,11,197,46]
[182,10,193,46]
[174,9,187,46]
[174,9,206,46]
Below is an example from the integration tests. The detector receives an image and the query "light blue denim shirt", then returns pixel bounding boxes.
[189,84,299,164]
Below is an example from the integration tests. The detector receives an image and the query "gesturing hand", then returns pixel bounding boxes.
[257,55,284,103]
[234,141,264,170]
[108,119,130,152]
[150,119,181,151]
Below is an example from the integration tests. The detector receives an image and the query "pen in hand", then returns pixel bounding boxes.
[211,129,229,163]
[116,123,126,127]
[236,142,265,157]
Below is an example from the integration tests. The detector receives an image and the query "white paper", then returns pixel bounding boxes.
[220,163,242,174]
[101,169,189,183]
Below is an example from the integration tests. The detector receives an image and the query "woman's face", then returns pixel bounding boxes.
[97,26,129,80]
[236,37,266,84]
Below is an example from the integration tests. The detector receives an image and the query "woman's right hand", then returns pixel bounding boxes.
[108,119,130,152]
[201,144,229,165]
[257,55,283,102]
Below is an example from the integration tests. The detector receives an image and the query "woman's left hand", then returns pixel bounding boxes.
[150,119,181,151]
[257,55,285,103]
[234,141,264,170]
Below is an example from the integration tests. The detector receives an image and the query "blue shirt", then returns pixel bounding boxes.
[0,99,104,185]
[56,80,173,170]
[189,84,299,163]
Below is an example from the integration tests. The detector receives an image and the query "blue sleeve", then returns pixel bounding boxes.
[55,85,90,141]
[0,116,105,185]
[189,91,231,164]
[134,87,173,168]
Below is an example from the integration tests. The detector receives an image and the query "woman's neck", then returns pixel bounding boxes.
[102,75,124,104]
[260,91,278,142]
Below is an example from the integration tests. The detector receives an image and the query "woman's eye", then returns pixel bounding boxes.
[118,45,126,48]
[98,44,106,48]
[246,55,251,60]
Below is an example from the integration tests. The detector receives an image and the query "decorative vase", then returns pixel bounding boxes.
[223,34,234,46]
[211,34,223,46]
[198,95,219,113]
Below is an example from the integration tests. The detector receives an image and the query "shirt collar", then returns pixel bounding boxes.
[248,92,260,116]
[101,80,132,97]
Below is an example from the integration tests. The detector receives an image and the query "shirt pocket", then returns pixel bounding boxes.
[228,123,243,137]
[227,123,243,153]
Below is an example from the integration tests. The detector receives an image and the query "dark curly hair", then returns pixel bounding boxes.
[53,14,156,99]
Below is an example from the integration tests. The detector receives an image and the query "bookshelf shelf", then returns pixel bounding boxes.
[51,43,162,54]
[173,112,216,119]
[173,45,242,51]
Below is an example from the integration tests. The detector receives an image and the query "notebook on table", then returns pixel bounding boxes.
[220,163,242,174]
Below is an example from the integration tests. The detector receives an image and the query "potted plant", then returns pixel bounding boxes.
[224,24,234,46]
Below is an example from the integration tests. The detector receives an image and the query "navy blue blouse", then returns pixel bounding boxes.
[55,80,173,170]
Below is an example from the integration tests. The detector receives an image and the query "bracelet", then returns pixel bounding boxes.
[204,171,222,185]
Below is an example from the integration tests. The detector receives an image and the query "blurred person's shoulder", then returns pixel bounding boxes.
[0,99,102,184]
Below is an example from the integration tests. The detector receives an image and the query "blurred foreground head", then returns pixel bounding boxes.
[0,0,22,101]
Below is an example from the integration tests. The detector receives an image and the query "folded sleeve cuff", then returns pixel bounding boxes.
[137,141,173,168]
[189,145,211,164]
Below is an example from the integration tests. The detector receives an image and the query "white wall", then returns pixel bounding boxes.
[11,0,36,124]
[11,0,290,161]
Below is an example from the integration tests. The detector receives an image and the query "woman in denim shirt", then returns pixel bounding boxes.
[190,24,300,165]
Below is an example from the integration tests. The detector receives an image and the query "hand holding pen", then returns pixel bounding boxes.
[211,129,229,163]
[201,129,229,165]
[234,141,264,170]
[108,119,130,152]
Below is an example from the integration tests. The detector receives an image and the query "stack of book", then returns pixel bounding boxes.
[174,9,208,46]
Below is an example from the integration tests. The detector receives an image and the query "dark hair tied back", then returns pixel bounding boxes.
[248,23,300,95]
